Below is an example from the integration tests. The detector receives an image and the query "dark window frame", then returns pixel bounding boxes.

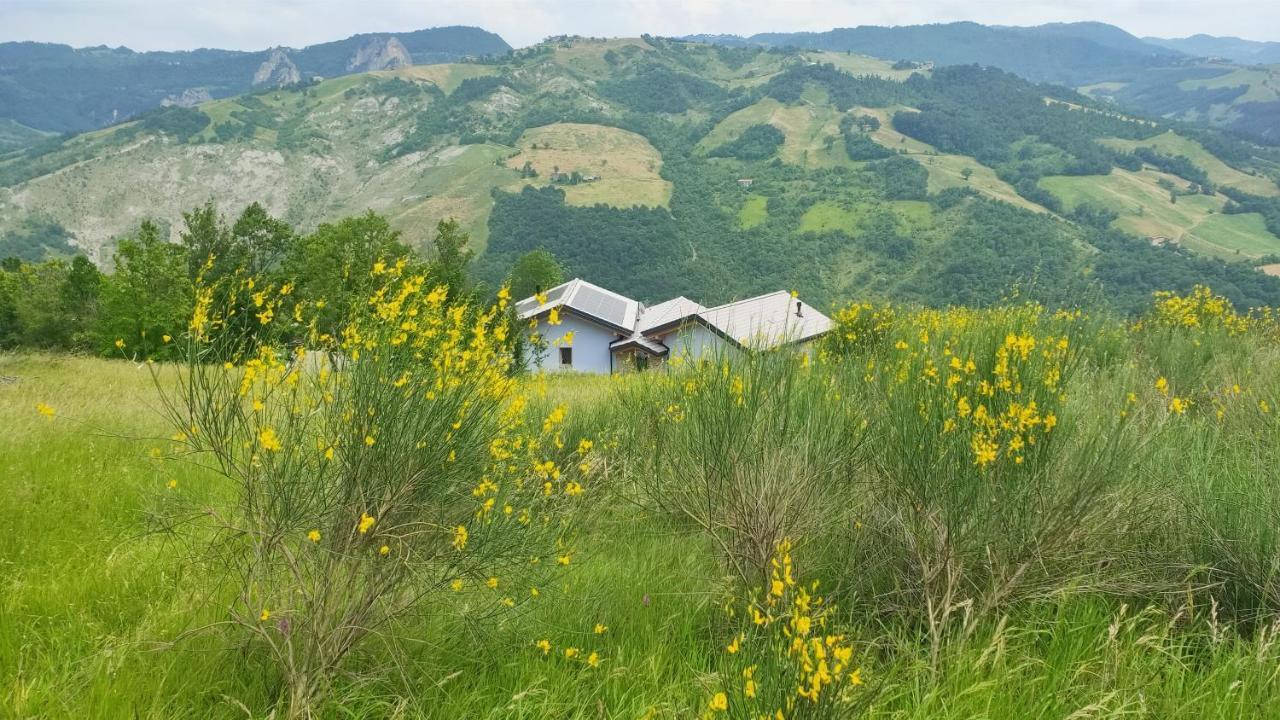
[559,346,573,367]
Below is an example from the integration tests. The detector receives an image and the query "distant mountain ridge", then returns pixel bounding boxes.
[0,26,511,134]
[3,35,1279,313]
[685,22,1184,85]
[682,22,1279,144]
[1143,35,1280,64]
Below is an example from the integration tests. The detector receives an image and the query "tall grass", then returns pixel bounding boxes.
[5,286,1280,717]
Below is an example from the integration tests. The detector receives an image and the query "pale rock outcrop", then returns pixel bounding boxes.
[160,88,213,107]
[346,37,413,73]
[253,48,302,87]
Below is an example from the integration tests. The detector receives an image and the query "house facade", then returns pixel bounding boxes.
[515,278,833,374]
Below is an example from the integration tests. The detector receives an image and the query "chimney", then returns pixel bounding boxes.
[795,300,803,317]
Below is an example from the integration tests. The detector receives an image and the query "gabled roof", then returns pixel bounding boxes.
[515,278,640,333]
[515,279,832,351]
[637,296,706,333]
[700,291,832,349]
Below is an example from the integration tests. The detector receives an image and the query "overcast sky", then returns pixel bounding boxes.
[2,0,1276,51]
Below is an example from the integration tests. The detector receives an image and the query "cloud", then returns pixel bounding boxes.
[0,0,1275,51]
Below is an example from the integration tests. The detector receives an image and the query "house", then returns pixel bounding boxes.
[737,178,754,188]
[514,278,833,373]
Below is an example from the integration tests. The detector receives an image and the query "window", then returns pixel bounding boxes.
[559,346,573,367]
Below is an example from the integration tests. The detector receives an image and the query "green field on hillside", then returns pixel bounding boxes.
[799,199,933,235]
[380,63,499,94]
[698,96,851,169]
[854,106,1049,213]
[506,122,673,208]
[737,194,768,229]
[1099,131,1280,197]
[1040,168,1280,259]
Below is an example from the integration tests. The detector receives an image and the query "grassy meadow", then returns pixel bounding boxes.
[5,285,1280,718]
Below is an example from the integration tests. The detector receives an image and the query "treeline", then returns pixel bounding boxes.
[0,204,491,357]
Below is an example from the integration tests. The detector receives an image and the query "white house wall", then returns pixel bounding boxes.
[525,314,619,374]
[666,324,735,363]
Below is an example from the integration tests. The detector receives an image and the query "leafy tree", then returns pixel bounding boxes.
[507,249,565,301]
[97,220,191,358]
[0,264,17,349]
[179,203,236,282]
[59,255,101,349]
[230,202,294,275]
[426,218,474,302]
[284,211,412,337]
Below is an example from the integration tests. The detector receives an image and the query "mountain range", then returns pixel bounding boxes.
[3,31,1280,314]
[0,26,510,136]
[684,22,1280,144]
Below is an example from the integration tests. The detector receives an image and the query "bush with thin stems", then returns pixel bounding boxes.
[825,304,1159,658]
[149,261,592,715]
[612,347,864,585]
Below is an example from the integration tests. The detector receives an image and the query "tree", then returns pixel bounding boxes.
[230,202,294,275]
[59,255,102,350]
[426,219,474,302]
[98,221,191,358]
[961,167,973,181]
[284,211,413,337]
[0,262,18,348]
[180,203,235,282]
[14,261,74,348]
[507,249,565,301]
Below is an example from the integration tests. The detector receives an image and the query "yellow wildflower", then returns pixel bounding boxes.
[258,427,282,452]
[307,529,321,543]
[358,512,376,534]
[709,692,728,712]
[35,402,55,418]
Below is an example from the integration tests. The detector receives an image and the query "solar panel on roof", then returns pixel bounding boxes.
[572,286,630,327]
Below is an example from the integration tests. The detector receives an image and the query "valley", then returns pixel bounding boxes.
[2,32,1280,313]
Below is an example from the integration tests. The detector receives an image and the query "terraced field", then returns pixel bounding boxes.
[1039,168,1280,260]
[375,63,498,94]
[803,52,928,81]
[1099,131,1280,197]
[505,122,672,208]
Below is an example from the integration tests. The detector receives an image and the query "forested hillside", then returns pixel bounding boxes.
[4,35,1280,316]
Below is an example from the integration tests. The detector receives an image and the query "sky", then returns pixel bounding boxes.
[1,0,1277,51]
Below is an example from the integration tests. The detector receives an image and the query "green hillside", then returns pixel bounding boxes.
[3,36,1280,312]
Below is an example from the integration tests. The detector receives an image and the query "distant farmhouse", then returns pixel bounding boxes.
[515,279,832,374]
